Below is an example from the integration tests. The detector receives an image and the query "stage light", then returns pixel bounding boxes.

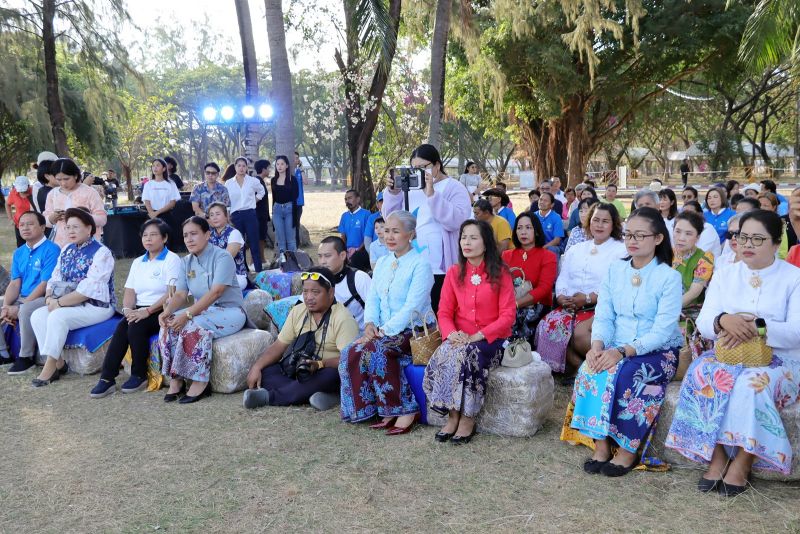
[259,104,274,119]
[202,106,217,121]
[220,105,235,121]
[242,105,255,119]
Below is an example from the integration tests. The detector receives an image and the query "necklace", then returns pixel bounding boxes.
[749,272,762,289]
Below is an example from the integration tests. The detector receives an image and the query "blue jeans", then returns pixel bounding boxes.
[231,208,262,272]
[272,202,296,252]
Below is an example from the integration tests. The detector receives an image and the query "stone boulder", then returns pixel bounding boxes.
[477,360,555,437]
[266,223,311,248]
[243,289,273,329]
[35,340,112,376]
[653,382,800,481]
[209,329,274,394]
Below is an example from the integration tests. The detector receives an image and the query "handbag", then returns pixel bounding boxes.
[714,312,773,367]
[509,267,533,300]
[410,310,442,366]
[502,338,533,368]
[675,316,701,381]
[50,280,79,299]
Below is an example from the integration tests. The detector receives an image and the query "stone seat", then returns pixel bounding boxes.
[652,382,800,481]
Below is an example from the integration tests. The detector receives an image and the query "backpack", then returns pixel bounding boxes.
[342,268,365,309]
[279,250,313,273]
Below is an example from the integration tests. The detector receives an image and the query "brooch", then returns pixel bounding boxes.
[631,272,642,287]
[590,246,598,255]
[187,270,196,279]
[470,273,482,286]
[749,273,762,289]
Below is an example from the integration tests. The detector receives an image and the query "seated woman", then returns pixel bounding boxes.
[90,218,182,398]
[658,188,678,234]
[757,192,789,259]
[423,220,515,445]
[671,210,714,316]
[666,210,800,496]
[564,207,683,476]
[680,200,722,259]
[501,212,557,343]
[158,216,247,404]
[536,203,626,378]
[207,202,249,290]
[30,208,117,387]
[339,210,434,434]
[564,198,599,253]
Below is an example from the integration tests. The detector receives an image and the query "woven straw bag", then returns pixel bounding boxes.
[715,313,773,367]
[410,310,442,366]
[509,267,533,300]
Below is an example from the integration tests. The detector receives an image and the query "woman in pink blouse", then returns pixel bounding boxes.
[43,158,107,248]
[423,220,516,445]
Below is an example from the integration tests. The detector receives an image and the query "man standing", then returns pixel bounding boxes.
[105,169,120,209]
[293,152,308,245]
[1,211,61,373]
[254,159,272,263]
[317,236,371,330]
[338,189,371,257]
[680,158,691,188]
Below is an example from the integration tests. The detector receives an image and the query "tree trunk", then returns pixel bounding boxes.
[236,0,260,165]
[427,0,451,147]
[42,0,68,156]
[265,0,294,158]
[122,162,134,200]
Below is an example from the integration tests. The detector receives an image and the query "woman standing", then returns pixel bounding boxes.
[89,218,181,398]
[158,217,247,404]
[271,155,299,254]
[225,156,265,272]
[5,177,33,247]
[424,220,515,444]
[339,211,434,434]
[458,161,481,200]
[703,187,735,244]
[190,162,230,217]
[564,207,683,476]
[43,158,107,248]
[382,144,471,312]
[666,210,800,495]
[142,158,181,248]
[501,212,557,343]
[30,208,116,386]
[207,202,249,290]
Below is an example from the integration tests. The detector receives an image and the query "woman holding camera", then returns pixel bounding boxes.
[666,210,800,495]
[382,144,471,312]
[158,216,247,404]
[43,158,107,248]
[339,210,434,434]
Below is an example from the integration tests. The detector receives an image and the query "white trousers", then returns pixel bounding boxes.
[31,304,115,360]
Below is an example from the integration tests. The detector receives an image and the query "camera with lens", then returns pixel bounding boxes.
[391,165,426,191]
[294,359,317,382]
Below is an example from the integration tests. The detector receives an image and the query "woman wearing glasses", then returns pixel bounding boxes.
[666,210,800,496]
[158,216,247,404]
[562,207,683,477]
[190,162,230,217]
[339,210,434,435]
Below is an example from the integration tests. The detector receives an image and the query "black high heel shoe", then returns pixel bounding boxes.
[179,385,212,404]
[32,362,69,388]
[164,384,186,403]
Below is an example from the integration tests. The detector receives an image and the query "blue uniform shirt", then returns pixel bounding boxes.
[338,207,371,249]
[364,210,382,241]
[536,210,565,243]
[294,167,305,206]
[703,207,736,243]
[498,206,516,229]
[11,237,61,298]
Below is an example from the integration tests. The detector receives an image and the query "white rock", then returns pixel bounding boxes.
[209,329,274,394]
[243,289,273,329]
[476,360,555,437]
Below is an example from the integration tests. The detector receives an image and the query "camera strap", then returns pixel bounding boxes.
[294,307,332,360]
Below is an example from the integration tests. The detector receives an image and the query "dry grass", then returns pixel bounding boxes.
[1,193,800,533]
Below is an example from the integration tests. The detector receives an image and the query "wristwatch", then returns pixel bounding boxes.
[186,310,194,320]
[615,346,627,358]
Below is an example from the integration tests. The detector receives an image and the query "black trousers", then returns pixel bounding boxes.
[294,205,303,245]
[260,362,339,406]
[14,227,24,247]
[100,311,160,380]
[431,273,446,315]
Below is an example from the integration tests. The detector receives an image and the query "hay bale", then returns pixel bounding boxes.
[36,339,111,376]
[243,289,273,329]
[654,383,800,481]
[209,329,274,394]
[477,360,555,437]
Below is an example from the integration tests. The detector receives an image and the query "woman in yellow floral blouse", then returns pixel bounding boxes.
[671,210,714,315]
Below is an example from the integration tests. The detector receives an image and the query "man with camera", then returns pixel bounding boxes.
[243,266,359,411]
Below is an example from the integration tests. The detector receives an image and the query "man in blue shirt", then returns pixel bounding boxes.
[338,189,371,257]
[535,192,565,256]
[362,192,384,250]
[294,152,308,244]
[1,211,60,374]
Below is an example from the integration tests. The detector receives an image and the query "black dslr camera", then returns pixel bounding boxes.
[391,165,426,192]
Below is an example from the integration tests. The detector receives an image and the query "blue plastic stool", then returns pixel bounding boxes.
[404,364,430,424]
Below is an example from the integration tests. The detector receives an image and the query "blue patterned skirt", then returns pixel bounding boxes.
[339,331,418,422]
[570,347,679,453]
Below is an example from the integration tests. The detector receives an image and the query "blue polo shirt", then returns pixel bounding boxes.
[364,210,383,241]
[338,207,371,248]
[10,237,61,298]
[535,210,565,243]
[703,207,736,243]
[498,206,516,229]
[294,167,305,206]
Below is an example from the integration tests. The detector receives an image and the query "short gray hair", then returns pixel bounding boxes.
[386,210,416,234]
[634,189,659,208]
[727,212,744,229]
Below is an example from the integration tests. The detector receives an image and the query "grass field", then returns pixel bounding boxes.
[1,191,799,533]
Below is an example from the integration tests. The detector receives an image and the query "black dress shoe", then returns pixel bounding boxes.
[600,460,637,477]
[164,384,186,402]
[719,481,749,497]
[434,431,455,443]
[583,458,610,474]
[31,362,68,388]
[179,386,212,404]
[450,428,477,445]
[697,477,722,493]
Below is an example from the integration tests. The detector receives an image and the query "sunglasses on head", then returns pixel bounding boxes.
[300,271,333,287]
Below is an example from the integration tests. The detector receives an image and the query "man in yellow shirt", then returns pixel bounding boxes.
[603,183,628,219]
[472,199,512,251]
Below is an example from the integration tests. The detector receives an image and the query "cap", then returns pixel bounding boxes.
[648,180,663,192]
[14,176,30,192]
[36,151,58,165]
[377,192,383,202]
[741,183,760,193]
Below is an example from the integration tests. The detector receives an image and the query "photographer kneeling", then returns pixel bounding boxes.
[243,266,359,411]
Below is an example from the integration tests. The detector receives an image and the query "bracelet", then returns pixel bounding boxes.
[714,313,726,333]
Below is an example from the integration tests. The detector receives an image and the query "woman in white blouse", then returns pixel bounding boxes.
[666,210,800,496]
[142,158,182,246]
[680,201,722,259]
[31,208,117,387]
[89,218,182,398]
[535,203,627,379]
[225,157,266,272]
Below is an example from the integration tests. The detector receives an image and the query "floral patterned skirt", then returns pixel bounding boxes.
[666,352,800,474]
[569,347,679,454]
[423,339,504,419]
[534,308,594,373]
[339,331,418,422]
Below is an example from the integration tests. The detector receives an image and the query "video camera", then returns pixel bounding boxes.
[391,165,426,192]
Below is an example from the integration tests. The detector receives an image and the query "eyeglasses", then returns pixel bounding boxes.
[724,230,739,241]
[205,171,219,176]
[736,233,770,247]
[300,272,333,286]
[622,233,656,242]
